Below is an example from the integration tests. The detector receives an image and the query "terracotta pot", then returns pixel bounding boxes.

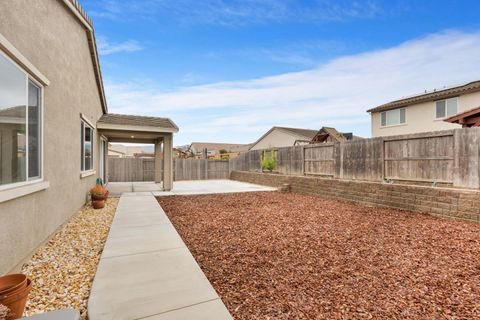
[0,274,27,296]
[0,278,32,320]
[91,193,107,201]
[92,200,105,209]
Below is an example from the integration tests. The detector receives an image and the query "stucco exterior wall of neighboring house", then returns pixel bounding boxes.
[0,0,104,273]
[371,90,480,137]
[250,127,317,151]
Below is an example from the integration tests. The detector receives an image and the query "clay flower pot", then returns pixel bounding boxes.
[0,274,27,296]
[92,200,105,209]
[91,193,107,201]
[0,278,32,320]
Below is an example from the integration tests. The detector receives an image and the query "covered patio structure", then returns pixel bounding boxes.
[97,113,179,191]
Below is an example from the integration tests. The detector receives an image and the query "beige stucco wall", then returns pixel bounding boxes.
[250,128,307,150]
[0,0,104,273]
[371,91,480,137]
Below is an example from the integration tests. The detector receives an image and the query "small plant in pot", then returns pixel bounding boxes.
[90,179,108,209]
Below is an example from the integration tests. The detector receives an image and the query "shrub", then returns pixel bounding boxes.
[261,150,276,172]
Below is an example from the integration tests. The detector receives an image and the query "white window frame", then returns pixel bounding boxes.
[80,117,95,174]
[0,50,45,192]
[435,97,458,120]
[380,108,406,128]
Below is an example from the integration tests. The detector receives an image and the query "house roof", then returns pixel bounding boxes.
[367,80,480,113]
[249,126,318,150]
[97,113,179,132]
[190,142,250,152]
[311,127,347,143]
[276,126,318,139]
[61,0,107,114]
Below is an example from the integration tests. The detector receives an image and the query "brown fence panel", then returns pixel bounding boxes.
[142,158,156,181]
[337,138,383,181]
[276,146,303,176]
[384,132,454,183]
[208,160,230,179]
[453,127,480,188]
[304,144,335,176]
[174,159,204,181]
[108,157,156,182]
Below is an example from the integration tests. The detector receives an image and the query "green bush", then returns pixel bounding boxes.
[261,150,276,172]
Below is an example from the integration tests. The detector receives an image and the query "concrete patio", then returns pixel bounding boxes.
[107,179,276,197]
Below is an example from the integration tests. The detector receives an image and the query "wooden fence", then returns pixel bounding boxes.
[174,159,230,180]
[107,158,229,182]
[108,128,480,189]
[229,128,480,189]
[108,158,157,182]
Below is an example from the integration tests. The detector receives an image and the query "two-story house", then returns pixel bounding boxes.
[368,80,480,137]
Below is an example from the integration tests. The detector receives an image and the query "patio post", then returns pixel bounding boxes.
[154,138,163,184]
[163,134,173,191]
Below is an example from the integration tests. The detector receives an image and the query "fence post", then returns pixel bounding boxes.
[301,146,305,176]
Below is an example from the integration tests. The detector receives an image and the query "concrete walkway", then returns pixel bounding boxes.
[88,194,233,320]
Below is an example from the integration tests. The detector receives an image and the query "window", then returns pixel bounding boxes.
[381,108,406,127]
[81,120,94,172]
[435,97,458,119]
[0,52,42,187]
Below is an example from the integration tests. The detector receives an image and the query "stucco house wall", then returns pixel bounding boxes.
[0,0,104,273]
[250,128,307,151]
[371,91,480,137]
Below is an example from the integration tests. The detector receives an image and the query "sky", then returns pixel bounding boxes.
[81,0,480,146]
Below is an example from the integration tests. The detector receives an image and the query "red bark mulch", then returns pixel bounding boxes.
[157,192,480,320]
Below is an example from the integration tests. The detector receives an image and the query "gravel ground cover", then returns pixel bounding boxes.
[158,192,480,319]
[21,198,118,319]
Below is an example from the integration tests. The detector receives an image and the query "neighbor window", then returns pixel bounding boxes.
[0,52,42,187]
[81,120,94,171]
[381,108,406,127]
[435,97,458,119]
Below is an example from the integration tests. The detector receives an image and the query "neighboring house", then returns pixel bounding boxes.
[108,143,127,158]
[368,80,480,137]
[249,126,318,151]
[174,148,188,159]
[445,107,480,127]
[189,142,250,158]
[0,0,178,274]
[108,143,154,158]
[308,127,360,144]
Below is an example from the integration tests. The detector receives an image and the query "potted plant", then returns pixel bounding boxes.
[90,180,108,209]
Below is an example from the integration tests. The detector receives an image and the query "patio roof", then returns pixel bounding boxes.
[97,113,179,143]
[444,106,480,127]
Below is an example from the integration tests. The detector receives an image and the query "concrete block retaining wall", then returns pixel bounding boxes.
[230,171,480,223]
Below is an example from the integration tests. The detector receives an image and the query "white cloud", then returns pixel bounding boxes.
[104,31,480,145]
[97,37,143,55]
